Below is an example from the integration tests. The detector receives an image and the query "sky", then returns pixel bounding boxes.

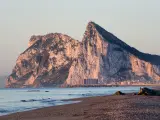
[0,0,160,76]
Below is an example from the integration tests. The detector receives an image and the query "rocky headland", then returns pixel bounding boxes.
[6,21,160,88]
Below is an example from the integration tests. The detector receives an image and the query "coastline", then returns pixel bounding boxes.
[0,93,160,120]
[61,84,160,88]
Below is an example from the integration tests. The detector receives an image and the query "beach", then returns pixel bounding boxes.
[0,94,160,120]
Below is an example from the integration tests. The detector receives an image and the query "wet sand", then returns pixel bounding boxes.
[0,94,160,120]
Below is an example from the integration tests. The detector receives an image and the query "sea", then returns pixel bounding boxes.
[0,86,142,116]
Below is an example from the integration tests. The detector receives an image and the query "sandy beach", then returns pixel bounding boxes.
[0,93,160,120]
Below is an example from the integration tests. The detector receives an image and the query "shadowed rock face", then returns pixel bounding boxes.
[6,22,160,88]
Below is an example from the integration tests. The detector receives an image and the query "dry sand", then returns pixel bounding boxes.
[0,94,160,120]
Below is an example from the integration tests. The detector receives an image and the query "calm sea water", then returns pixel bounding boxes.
[0,87,141,116]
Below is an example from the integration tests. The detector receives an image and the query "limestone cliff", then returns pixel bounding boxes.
[6,33,81,88]
[6,22,160,88]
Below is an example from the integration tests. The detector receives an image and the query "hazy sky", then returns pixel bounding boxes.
[0,0,160,76]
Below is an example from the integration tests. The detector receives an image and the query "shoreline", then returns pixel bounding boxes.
[0,94,160,120]
[64,84,160,88]
[0,99,82,117]
[0,86,142,117]
[2,84,160,89]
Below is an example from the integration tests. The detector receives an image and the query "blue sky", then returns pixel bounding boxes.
[0,0,160,75]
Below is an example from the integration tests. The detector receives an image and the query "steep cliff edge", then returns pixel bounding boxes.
[6,22,160,88]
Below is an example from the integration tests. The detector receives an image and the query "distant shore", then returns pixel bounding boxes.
[0,87,160,120]
[3,84,160,88]
[63,84,160,88]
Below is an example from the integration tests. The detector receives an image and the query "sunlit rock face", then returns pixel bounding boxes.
[66,22,160,85]
[6,33,81,88]
[6,22,160,88]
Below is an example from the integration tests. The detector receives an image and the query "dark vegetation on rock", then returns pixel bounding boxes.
[94,22,160,65]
